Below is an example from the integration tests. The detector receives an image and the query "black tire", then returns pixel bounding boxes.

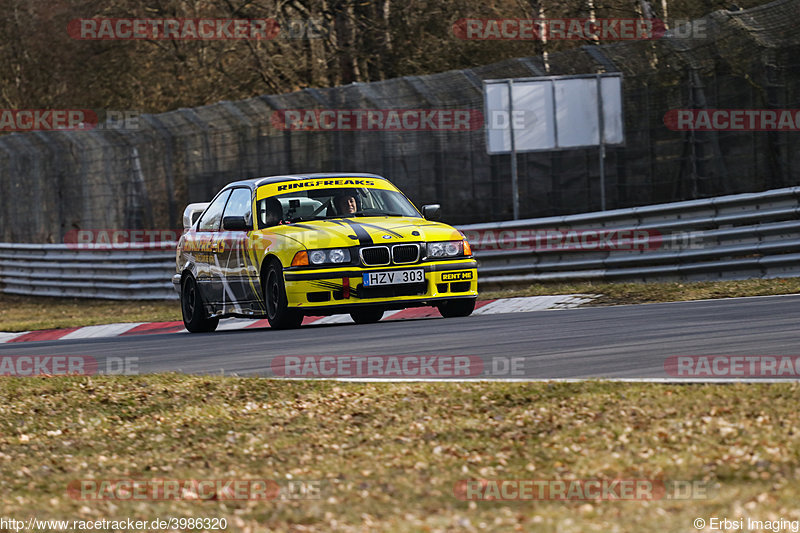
[181,275,219,333]
[436,298,476,318]
[350,308,385,324]
[264,261,304,329]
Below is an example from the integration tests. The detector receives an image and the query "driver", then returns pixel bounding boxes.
[261,197,284,226]
[334,192,358,214]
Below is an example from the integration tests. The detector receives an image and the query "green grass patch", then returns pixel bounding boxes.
[1,377,798,532]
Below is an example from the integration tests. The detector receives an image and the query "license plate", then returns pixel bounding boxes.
[363,269,425,286]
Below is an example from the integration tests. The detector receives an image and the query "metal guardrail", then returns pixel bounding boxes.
[0,243,177,299]
[461,186,800,285]
[1,186,799,299]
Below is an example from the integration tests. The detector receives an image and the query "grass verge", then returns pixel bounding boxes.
[0,293,180,332]
[479,277,800,306]
[2,278,800,332]
[1,377,798,532]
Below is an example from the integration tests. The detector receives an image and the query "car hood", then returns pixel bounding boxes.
[263,216,463,249]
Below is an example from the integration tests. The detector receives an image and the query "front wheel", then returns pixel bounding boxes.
[436,298,476,318]
[181,275,219,333]
[264,261,304,330]
[350,308,385,324]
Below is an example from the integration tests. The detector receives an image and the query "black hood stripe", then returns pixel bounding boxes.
[341,220,374,245]
[286,223,317,231]
[286,218,408,246]
[353,222,404,238]
[386,223,421,229]
[330,217,403,238]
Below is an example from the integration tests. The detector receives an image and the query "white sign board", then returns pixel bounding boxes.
[484,74,624,154]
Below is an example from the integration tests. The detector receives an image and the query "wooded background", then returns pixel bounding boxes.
[0,0,797,241]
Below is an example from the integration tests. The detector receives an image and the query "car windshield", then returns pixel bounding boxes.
[256,186,421,226]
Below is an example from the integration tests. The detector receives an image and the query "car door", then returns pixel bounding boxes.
[218,187,258,313]
[193,189,231,307]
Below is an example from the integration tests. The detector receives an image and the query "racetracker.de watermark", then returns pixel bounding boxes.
[665,356,800,377]
[0,109,140,132]
[0,109,96,132]
[462,228,703,252]
[664,109,800,131]
[67,479,321,501]
[64,229,181,250]
[67,478,322,501]
[271,109,484,131]
[0,356,138,376]
[454,479,718,501]
[453,18,666,40]
[68,18,280,40]
[271,355,484,378]
[271,356,526,378]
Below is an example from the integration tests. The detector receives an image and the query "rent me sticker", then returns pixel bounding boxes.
[441,271,473,282]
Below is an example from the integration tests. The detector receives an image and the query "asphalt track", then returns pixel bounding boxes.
[1,294,799,380]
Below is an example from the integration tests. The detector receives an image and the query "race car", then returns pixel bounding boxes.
[173,173,478,332]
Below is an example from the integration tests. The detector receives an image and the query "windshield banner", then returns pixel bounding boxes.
[256,177,397,199]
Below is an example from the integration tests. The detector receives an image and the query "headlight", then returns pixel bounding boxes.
[307,248,351,265]
[426,241,464,258]
[328,248,346,263]
[309,250,327,264]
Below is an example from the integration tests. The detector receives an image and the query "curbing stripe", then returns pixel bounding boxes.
[121,322,186,336]
[380,307,439,320]
[9,328,80,343]
[60,322,144,340]
[216,319,263,331]
[0,331,31,343]
[245,319,272,329]
[0,295,595,344]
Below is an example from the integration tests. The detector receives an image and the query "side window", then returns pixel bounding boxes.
[222,188,252,221]
[197,190,231,232]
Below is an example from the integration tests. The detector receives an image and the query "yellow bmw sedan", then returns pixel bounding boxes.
[174,173,478,332]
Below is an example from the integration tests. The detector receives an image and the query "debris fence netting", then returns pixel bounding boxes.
[0,0,799,242]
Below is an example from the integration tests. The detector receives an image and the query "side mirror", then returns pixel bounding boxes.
[421,204,441,221]
[223,215,252,232]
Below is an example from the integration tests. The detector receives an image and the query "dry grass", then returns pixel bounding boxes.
[1,377,798,532]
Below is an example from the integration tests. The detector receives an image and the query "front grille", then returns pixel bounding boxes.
[357,283,426,299]
[392,244,419,264]
[360,246,391,266]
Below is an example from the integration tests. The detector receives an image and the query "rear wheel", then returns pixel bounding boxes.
[436,298,476,318]
[181,275,219,333]
[265,261,304,329]
[350,308,385,324]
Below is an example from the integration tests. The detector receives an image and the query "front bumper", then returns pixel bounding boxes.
[283,259,478,311]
